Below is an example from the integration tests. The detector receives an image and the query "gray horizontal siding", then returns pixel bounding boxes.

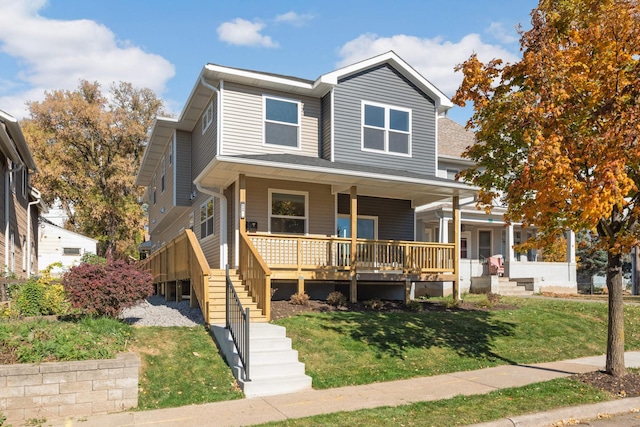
[333,64,436,175]
[175,131,192,207]
[337,194,414,241]
[321,92,332,160]
[191,94,218,181]
[221,82,321,157]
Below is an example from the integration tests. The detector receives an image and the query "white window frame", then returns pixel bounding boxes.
[168,141,173,166]
[263,95,301,149]
[21,169,28,198]
[152,174,157,205]
[200,198,215,239]
[63,247,82,256]
[460,231,472,259]
[8,160,15,193]
[161,156,166,193]
[361,100,412,157]
[202,101,214,134]
[268,189,308,234]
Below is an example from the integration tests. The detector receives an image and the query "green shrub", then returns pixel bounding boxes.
[290,292,310,306]
[326,291,347,307]
[80,252,106,265]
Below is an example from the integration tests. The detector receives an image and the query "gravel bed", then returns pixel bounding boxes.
[119,295,204,327]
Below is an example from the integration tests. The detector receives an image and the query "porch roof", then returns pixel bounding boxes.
[194,154,478,206]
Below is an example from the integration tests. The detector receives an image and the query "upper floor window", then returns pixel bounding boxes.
[168,141,173,166]
[152,174,157,205]
[362,102,411,156]
[200,199,214,238]
[269,189,307,234]
[21,169,28,198]
[202,101,214,134]
[161,156,166,192]
[264,96,300,148]
[8,160,15,193]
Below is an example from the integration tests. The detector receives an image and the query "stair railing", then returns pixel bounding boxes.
[226,264,251,382]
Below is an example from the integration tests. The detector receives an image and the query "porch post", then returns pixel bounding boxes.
[350,186,358,303]
[439,217,449,243]
[505,225,515,262]
[453,196,460,302]
[566,229,576,263]
[239,174,246,235]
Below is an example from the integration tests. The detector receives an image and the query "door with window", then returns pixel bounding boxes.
[478,230,492,260]
[337,216,377,267]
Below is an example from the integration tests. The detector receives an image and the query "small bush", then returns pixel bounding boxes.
[326,291,347,307]
[405,300,422,312]
[443,297,460,309]
[63,259,153,318]
[289,292,310,306]
[364,298,385,310]
[81,252,107,265]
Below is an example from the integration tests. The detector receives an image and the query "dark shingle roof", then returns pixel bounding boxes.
[438,117,476,158]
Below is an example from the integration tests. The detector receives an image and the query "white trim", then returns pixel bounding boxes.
[262,94,301,150]
[361,100,412,157]
[160,156,166,193]
[234,179,240,268]
[172,132,177,208]
[206,155,477,193]
[201,100,214,134]
[460,231,472,259]
[268,189,308,234]
[199,197,215,239]
[330,88,335,162]
[219,80,224,156]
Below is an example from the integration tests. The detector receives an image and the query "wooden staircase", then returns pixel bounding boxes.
[207,269,268,325]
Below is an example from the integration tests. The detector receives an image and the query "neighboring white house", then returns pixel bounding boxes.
[38,219,97,274]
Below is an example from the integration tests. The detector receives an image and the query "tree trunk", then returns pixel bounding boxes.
[605,251,626,377]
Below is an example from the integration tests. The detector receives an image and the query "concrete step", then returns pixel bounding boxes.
[211,323,312,398]
[238,374,312,398]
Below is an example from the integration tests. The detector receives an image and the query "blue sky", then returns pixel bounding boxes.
[0,0,538,125]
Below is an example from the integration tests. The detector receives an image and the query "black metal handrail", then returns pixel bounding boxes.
[225,265,251,382]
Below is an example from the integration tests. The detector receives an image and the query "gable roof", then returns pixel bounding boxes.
[0,110,37,171]
[437,117,476,159]
[137,52,453,185]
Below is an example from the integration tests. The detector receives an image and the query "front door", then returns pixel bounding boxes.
[337,216,377,267]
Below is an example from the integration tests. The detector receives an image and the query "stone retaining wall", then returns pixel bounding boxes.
[0,352,139,423]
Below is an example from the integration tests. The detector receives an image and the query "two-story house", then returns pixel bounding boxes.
[0,110,44,279]
[137,52,477,324]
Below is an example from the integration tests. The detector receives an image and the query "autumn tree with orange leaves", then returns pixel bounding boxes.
[454,0,640,377]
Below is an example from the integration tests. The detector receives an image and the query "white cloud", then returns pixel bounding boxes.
[485,22,520,44]
[0,0,175,119]
[275,11,314,27]
[336,33,520,98]
[217,18,278,48]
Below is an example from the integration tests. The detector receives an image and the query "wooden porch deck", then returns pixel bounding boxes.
[141,230,458,322]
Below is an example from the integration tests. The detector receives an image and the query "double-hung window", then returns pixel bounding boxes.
[269,190,307,234]
[160,156,166,192]
[202,101,213,134]
[362,102,411,155]
[152,175,157,205]
[200,199,214,238]
[264,96,300,148]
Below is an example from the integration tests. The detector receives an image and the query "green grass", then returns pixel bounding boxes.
[0,316,131,363]
[255,377,612,426]
[132,326,244,409]
[274,296,640,389]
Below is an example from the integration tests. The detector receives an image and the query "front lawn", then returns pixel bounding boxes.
[274,296,640,389]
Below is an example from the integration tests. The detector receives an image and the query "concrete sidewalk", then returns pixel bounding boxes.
[45,352,640,427]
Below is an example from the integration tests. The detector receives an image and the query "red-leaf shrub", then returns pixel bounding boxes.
[62,259,154,318]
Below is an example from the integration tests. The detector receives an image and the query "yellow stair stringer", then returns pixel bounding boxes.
[207,269,268,325]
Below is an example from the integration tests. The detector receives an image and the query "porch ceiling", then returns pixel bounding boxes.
[195,154,478,206]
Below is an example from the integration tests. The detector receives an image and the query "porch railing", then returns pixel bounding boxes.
[239,232,272,320]
[139,229,211,324]
[248,234,455,274]
[226,265,250,381]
